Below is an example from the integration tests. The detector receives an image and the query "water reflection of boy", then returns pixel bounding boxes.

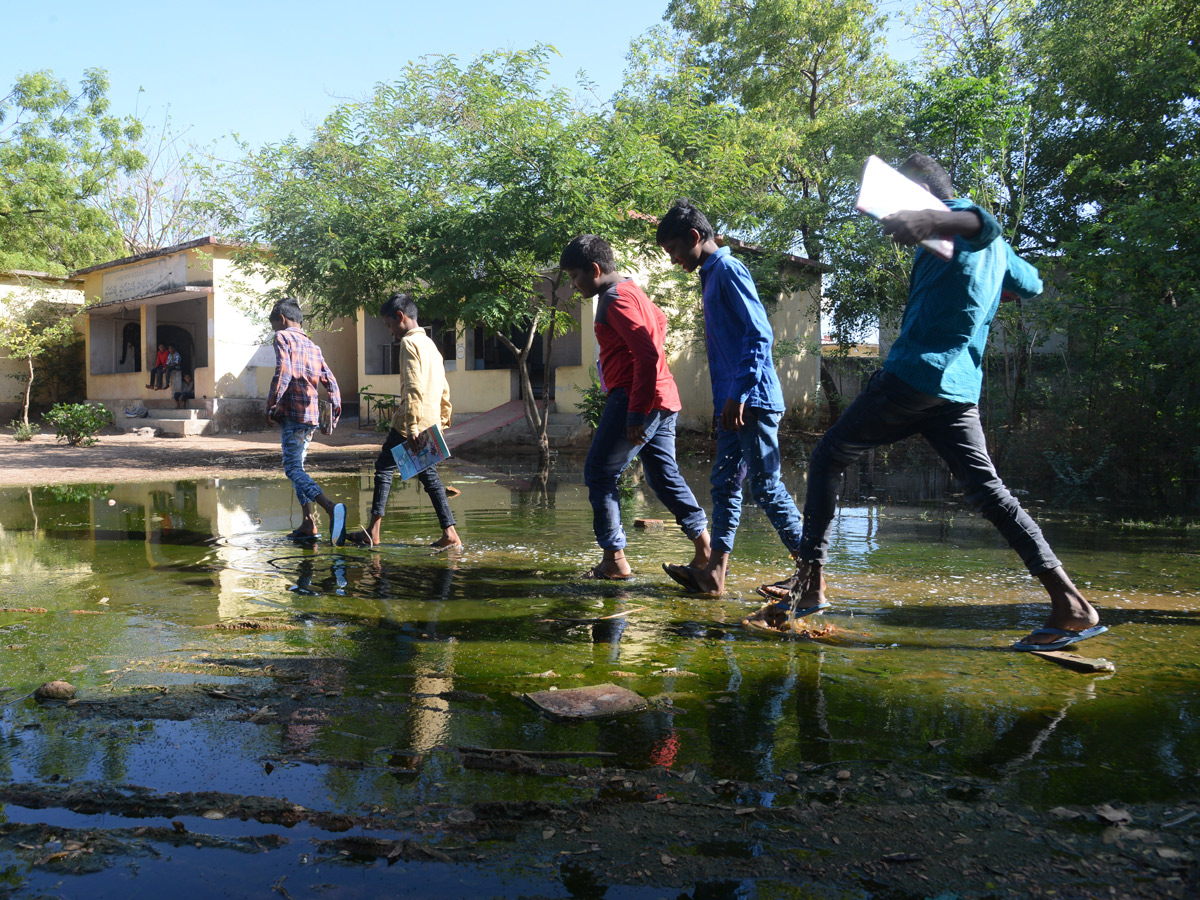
[348,292,459,550]
[265,297,347,544]
[752,153,1102,650]
[657,201,804,596]
[561,234,711,581]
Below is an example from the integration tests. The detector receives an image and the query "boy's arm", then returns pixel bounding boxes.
[319,355,342,423]
[606,292,664,440]
[718,264,775,416]
[266,333,291,417]
[1001,242,1043,300]
[883,202,1002,252]
[398,337,427,440]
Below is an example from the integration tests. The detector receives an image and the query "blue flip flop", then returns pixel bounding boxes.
[330,503,347,547]
[779,599,832,618]
[1012,625,1108,652]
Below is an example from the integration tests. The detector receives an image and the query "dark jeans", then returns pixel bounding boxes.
[372,428,455,529]
[798,370,1061,575]
[711,407,803,555]
[584,389,707,551]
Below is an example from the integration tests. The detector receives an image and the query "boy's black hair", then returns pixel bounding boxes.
[656,199,716,244]
[270,297,304,325]
[898,153,954,201]
[381,291,418,322]
[560,234,617,273]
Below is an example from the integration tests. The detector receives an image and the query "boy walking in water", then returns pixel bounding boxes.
[656,201,806,597]
[750,153,1103,651]
[560,234,711,580]
[266,297,347,544]
[349,292,459,550]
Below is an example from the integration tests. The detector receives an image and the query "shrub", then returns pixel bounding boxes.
[576,368,607,429]
[10,419,39,441]
[44,402,114,447]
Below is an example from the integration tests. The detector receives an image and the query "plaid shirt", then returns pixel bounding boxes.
[266,326,340,426]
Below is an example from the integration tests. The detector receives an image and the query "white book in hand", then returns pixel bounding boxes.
[855,155,954,260]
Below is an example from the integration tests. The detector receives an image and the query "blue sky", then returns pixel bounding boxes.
[7,0,676,153]
[8,0,915,156]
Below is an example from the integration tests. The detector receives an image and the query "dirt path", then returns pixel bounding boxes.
[0,429,384,487]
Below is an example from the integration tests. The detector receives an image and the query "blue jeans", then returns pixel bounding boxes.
[584,389,707,551]
[710,407,803,555]
[798,370,1061,574]
[371,428,455,529]
[280,417,323,505]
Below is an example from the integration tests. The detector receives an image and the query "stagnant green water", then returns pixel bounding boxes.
[0,456,1198,896]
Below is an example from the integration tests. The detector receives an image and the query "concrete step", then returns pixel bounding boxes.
[146,408,205,420]
[155,418,213,437]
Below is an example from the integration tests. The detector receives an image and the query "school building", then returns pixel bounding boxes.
[8,236,823,440]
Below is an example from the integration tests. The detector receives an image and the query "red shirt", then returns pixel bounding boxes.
[594,280,681,425]
[154,349,168,368]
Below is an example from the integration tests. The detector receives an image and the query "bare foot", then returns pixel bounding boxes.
[1018,567,1101,645]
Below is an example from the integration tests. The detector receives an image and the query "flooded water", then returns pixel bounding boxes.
[1,455,1198,897]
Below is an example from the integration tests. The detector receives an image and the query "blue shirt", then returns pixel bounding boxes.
[883,199,1043,403]
[699,246,786,413]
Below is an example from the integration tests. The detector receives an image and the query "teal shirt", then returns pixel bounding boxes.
[882,199,1043,403]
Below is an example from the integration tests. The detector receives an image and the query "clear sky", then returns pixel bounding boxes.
[5,0,676,154]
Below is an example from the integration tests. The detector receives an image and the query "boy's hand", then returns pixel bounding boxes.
[720,398,745,432]
[406,434,423,454]
[626,424,647,446]
[881,210,940,244]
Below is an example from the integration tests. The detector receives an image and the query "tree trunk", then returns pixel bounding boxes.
[497,331,551,467]
[21,355,34,427]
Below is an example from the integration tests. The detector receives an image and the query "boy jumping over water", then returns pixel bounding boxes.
[748,154,1104,651]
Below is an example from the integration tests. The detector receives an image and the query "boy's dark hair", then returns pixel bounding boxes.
[560,234,617,273]
[656,199,716,244]
[898,153,954,201]
[381,291,418,322]
[270,297,304,325]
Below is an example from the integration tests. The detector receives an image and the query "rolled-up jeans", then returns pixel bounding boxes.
[280,417,322,505]
[710,407,803,555]
[371,428,455,529]
[798,370,1061,574]
[584,389,707,551]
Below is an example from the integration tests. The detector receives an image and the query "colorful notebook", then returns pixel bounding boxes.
[854,155,955,260]
[390,423,452,480]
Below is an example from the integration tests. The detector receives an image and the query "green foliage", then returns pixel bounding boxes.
[575,369,608,430]
[0,69,145,271]
[9,420,38,441]
[44,402,113,447]
[0,284,81,426]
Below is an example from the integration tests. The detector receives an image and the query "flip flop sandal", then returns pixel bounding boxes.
[330,503,347,547]
[756,571,802,600]
[1012,624,1108,652]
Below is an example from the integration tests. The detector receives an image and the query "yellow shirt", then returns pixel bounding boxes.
[391,327,452,438]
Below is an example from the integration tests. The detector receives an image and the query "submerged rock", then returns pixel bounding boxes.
[35,681,76,700]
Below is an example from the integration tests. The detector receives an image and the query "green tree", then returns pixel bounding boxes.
[0,69,145,272]
[1021,0,1200,500]
[0,283,79,427]
[210,47,678,464]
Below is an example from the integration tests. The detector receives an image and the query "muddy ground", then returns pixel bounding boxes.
[0,428,384,487]
[1,631,1195,900]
